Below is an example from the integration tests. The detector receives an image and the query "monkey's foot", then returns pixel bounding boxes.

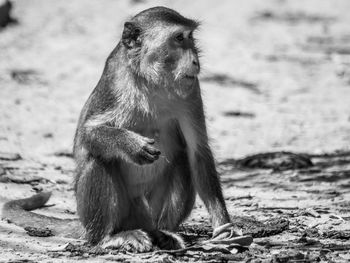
[101,229,153,252]
[150,230,185,250]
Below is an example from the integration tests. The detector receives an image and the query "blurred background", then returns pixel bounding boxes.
[0,0,350,262]
[1,0,350,162]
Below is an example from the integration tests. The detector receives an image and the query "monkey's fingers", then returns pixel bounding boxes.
[146,138,155,144]
[204,235,253,247]
[212,223,231,238]
[140,149,161,162]
[210,223,252,246]
[143,145,161,155]
[212,223,242,239]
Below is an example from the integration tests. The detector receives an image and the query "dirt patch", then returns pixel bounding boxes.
[219,151,313,171]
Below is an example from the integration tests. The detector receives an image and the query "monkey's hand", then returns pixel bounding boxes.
[206,223,253,247]
[125,134,161,165]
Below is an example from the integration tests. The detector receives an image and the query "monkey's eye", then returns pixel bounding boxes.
[189,31,193,39]
[175,33,184,42]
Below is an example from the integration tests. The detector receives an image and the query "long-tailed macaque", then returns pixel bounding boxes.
[2,7,252,252]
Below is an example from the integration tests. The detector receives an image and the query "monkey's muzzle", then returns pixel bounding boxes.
[173,76,197,98]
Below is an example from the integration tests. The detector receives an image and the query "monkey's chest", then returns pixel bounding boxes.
[121,117,183,196]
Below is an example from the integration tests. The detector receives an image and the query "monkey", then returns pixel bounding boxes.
[2,7,252,252]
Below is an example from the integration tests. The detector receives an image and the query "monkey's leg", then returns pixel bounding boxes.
[153,159,195,230]
[75,158,129,244]
[148,157,195,249]
[101,196,154,252]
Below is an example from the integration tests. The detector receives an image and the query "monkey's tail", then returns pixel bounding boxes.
[2,192,84,239]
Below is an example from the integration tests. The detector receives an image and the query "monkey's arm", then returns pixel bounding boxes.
[178,93,231,229]
[79,124,160,165]
[192,141,231,229]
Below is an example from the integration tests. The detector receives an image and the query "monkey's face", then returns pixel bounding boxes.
[140,27,200,97]
[121,21,200,98]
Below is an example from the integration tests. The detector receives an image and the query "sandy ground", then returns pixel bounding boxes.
[0,0,350,262]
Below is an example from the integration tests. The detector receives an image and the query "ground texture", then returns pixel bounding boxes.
[0,0,350,262]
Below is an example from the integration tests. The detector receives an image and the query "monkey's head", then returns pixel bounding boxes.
[121,7,200,97]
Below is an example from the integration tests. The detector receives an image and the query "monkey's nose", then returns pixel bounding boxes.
[191,59,200,75]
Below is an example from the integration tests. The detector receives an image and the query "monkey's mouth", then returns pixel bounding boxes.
[184,75,196,80]
[173,75,197,98]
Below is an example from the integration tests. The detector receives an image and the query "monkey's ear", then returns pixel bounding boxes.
[122,22,141,49]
